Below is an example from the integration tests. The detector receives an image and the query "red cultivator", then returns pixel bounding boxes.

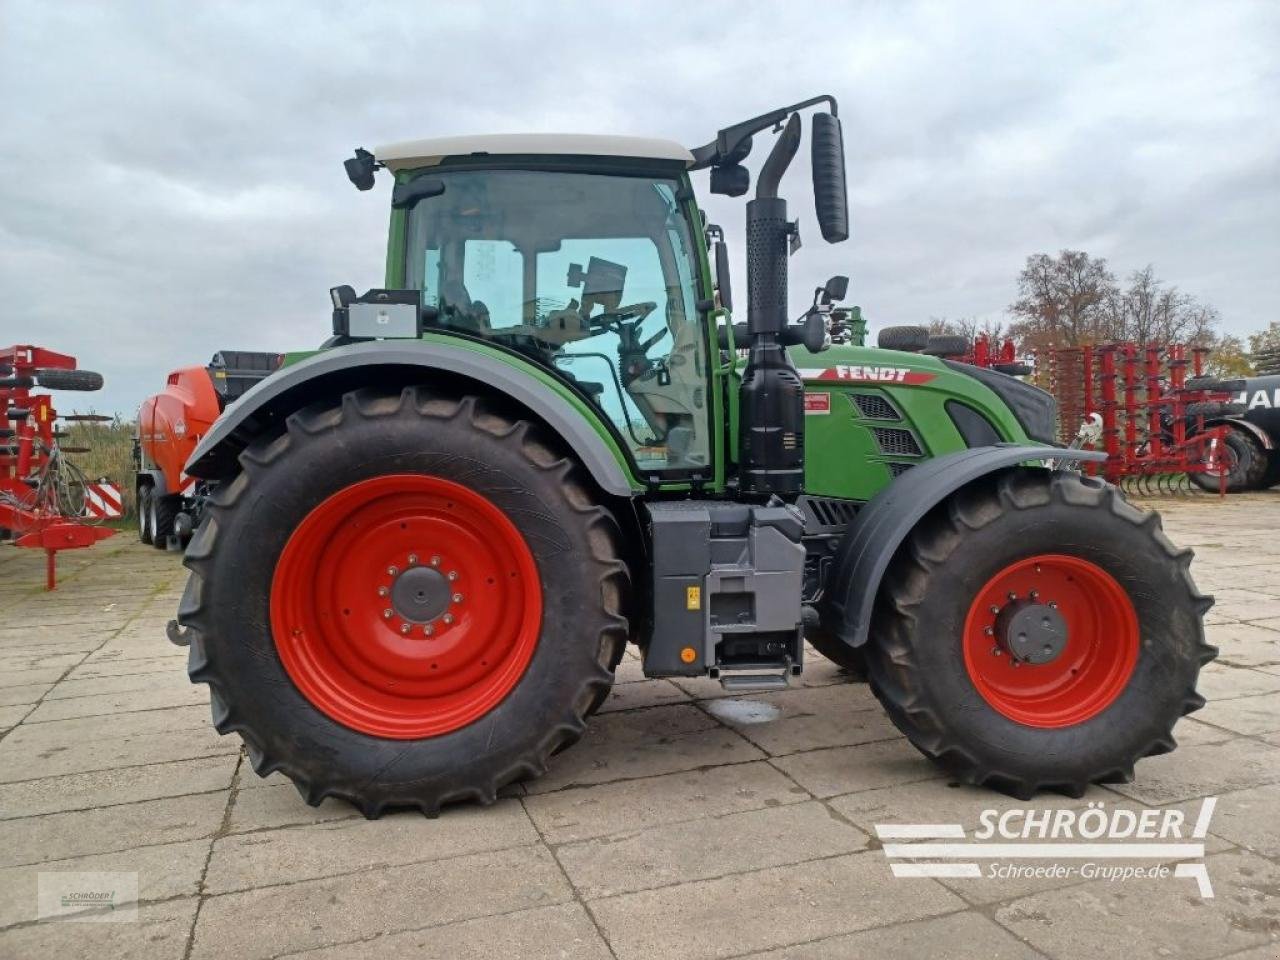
[1,345,115,589]
[1038,342,1231,494]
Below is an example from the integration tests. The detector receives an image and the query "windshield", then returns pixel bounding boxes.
[404,168,709,473]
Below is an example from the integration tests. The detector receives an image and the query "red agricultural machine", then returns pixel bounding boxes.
[135,350,281,548]
[1,345,116,589]
[1038,343,1238,494]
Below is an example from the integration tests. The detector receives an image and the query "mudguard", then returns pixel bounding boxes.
[184,340,639,497]
[822,444,1107,649]
[1205,417,1274,451]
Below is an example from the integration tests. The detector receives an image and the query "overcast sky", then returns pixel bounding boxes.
[3,1,1278,416]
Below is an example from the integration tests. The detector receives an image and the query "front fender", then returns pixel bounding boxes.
[185,339,640,498]
[821,444,1107,648]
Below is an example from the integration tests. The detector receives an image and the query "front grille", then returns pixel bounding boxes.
[873,427,923,457]
[851,392,900,420]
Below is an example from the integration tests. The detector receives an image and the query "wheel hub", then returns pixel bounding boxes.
[995,598,1068,664]
[389,565,452,623]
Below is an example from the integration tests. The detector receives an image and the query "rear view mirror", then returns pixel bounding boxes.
[824,275,849,302]
[811,112,848,243]
[391,177,446,211]
[710,163,750,197]
[714,240,733,313]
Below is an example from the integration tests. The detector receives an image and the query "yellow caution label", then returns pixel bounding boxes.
[686,586,701,610]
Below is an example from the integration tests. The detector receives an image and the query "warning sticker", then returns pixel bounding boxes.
[686,586,702,610]
[804,393,831,414]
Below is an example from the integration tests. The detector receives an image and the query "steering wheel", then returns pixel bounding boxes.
[587,301,658,336]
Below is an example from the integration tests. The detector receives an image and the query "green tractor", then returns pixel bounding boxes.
[170,96,1214,815]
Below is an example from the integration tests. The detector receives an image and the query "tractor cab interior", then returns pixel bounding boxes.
[403,168,711,472]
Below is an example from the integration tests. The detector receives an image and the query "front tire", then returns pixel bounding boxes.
[866,469,1215,798]
[178,387,629,816]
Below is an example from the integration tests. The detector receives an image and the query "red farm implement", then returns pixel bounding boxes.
[1037,342,1232,495]
[1,345,115,589]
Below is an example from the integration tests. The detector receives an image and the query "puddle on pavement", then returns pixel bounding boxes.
[705,699,781,725]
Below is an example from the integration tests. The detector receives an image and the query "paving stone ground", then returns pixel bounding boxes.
[1,491,1278,959]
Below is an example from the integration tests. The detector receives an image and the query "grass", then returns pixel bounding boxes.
[59,415,138,518]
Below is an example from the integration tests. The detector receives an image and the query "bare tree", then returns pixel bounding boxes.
[1008,251,1116,348]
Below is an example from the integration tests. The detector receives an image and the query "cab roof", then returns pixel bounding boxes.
[374,133,695,171]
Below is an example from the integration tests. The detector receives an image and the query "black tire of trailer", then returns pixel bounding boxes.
[1188,427,1269,493]
[877,326,930,352]
[34,369,104,392]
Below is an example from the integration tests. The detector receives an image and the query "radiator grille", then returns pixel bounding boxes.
[852,393,900,420]
[873,427,923,457]
[799,496,858,530]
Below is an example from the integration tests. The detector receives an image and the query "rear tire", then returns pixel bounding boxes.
[1188,427,1268,492]
[150,493,178,549]
[866,469,1214,799]
[178,387,629,816]
[138,487,154,544]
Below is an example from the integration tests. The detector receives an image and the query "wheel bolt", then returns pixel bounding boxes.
[443,613,454,625]
[377,586,389,597]
[387,565,399,576]
[430,555,441,567]
[984,626,993,636]
[447,571,458,581]
[989,605,1000,615]
[1029,590,1039,600]
[452,593,463,603]
[407,554,418,565]
[1007,592,1017,600]
[424,624,434,636]
[1048,601,1058,609]
[992,647,1002,656]
[382,608,393,619]
[399,623,410,635]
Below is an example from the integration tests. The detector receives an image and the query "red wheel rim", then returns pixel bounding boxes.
[270,475,542,739]
[962,554,1138,728]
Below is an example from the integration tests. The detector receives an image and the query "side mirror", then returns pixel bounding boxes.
[344,148,377,191]
[390,177,446,211]
[823,275,849,303]
[811,112,848,243]
[714,240,733,313]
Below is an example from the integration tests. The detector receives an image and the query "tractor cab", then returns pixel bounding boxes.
[368,137,712,472]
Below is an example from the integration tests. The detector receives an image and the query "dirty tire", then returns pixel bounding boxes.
[178,387,629,817]
[150,493,177,549]
[1185,401,1245,418]
[923,334,971,358]
[877,326,930,352]
[866,469,1215,799]
[137,487,154,544]
[1188,427,1268,493]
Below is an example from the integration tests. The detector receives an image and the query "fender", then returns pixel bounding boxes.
[137,468,168,497]
[1204,417,1274,451]
[184,340,639,497]
[821,444,1107,649]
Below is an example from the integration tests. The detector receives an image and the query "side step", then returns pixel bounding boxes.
[719,671,790,692]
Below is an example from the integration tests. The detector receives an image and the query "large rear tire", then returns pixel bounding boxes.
[178,387,629,816]
[866,469,1214,799]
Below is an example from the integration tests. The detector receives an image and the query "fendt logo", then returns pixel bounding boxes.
[798,365,937,385]
[875,797,1217,897]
